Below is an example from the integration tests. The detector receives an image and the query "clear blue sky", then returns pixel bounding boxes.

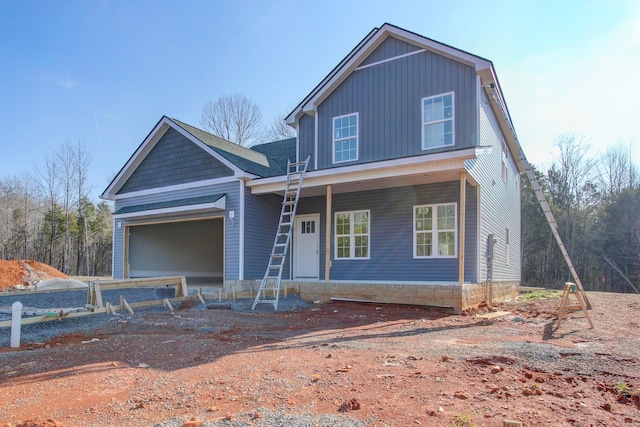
[1,1,638,201]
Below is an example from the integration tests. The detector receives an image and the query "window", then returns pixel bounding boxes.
[501,139,509,184]
[333,113,358,163]
[335,210,369,259]
[414,203,457,258]
[505,227,510,265]
[422,92,454,150]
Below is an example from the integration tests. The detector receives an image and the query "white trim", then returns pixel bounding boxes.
[101,116,255,200]
[476,186,481,282]
[334,209,370,260]
[111,220,117,279]
[293,213,321,279]
[112,197,226,220]
[355,49,426,71]
[421,91,455,151]
[111,176,240,200]
[413,202,458,259]
[239,180,245,280]
[248,147,485,194]
[332,112,359,164]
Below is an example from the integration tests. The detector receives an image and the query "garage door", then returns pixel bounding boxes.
[127,218,224,285]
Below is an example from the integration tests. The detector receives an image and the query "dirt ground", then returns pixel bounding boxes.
[0,260,68,289]
[1,291,639,427]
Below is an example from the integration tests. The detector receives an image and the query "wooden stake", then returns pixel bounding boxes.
[162,298,174,312]
[120,296,133,314]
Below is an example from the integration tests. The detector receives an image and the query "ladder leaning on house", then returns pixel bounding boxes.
[252,156,311,311]
[486,85,591,309]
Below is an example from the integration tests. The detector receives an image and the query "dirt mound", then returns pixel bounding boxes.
[0,260,68,290]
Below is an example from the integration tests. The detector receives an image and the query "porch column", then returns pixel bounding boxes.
[459,171,467,286]
[325,185,332,282]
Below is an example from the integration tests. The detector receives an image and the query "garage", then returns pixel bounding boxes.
[125,217,224,286]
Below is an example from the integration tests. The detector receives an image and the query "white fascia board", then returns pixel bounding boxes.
[102,117,254,200]
[111,176,241,201]
[113,197,226,220]
[247,147,482,194]
[102,118,172,200]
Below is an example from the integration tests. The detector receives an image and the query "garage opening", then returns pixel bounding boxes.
[126,217,224,286]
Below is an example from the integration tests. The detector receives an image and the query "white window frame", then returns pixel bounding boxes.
[505,227,510,266]
[501,139,509,184]
[332,112,359,164]
[334,209,370,260]
[413,202,458,258]
[421,92,455,150]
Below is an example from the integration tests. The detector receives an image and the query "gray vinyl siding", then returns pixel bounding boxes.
[287,182,477,282]
[243,190,282,279]
[360,36,422,66]
[313,48,477,169]
[112,180,241,280]
[118,127,233,194]
[466,89,521,282]
[298,114,315,169]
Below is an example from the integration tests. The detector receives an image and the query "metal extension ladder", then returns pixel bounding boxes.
[252,156,310,311]
[487,86,591,309]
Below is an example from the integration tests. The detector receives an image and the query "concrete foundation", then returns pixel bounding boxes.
[228,279,519,313]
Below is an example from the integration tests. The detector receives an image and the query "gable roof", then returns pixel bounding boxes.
[286,23,494,126]
[101,117,296,200]
[285,22,526,174]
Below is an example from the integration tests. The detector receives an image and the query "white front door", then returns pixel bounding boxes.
[294,214,320,278]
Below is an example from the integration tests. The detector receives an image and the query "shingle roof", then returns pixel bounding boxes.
[113,194,225,215]
[168,118,296,177]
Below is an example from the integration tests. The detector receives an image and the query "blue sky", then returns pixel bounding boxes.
[1,1,638,201]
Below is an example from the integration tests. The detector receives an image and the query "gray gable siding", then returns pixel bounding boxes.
[466,90,521,282]
[298,114,315,168]
[112,180,241,280]
[360,36,422,66]
[314,48,477,169]
[118,127,233,194]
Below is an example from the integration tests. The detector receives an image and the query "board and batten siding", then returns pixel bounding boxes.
[112,180,241,280]
[118,127,233,194]
[360,36,423,67]
[313,43,477,169]
[298,114,315,169]
[466,89,521,282]
[284,182,476,283]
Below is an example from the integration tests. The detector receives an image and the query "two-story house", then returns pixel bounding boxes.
[101,23,524,313]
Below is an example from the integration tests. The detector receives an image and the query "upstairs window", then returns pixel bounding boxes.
[333,113,358,163]
[501,139,509,184]
[422,92,454,150]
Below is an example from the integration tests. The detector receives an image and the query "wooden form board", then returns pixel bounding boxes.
[0,276,204,328]
[87,276,188,308]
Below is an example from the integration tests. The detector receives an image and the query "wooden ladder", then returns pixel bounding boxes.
[252,156,310,311]
[556,282,594,329]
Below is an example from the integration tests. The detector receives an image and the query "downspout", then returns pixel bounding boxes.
[239,180,245,281]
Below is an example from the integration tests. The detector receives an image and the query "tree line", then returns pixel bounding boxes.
[521,134,639,293]
[0,141,112,278]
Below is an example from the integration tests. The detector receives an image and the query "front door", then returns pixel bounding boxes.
[294,214,320,278]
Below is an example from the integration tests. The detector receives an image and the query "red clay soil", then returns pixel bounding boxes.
[0,260,68,290]
[1,292,639,426]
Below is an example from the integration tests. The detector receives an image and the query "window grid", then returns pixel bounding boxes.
[414,203,457,258]
[333,113,358,163]
[335,210,370,259]
[422,92,454,150]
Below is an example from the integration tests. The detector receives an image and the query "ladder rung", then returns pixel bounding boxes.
[289,161,307,166]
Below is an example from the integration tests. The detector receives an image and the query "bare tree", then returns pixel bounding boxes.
[200,93,264,147]
[73,140,92,275]
[265,109,297,141]
[599,139,639,198]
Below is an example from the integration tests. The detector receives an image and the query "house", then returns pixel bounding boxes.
[101,23,525,313]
